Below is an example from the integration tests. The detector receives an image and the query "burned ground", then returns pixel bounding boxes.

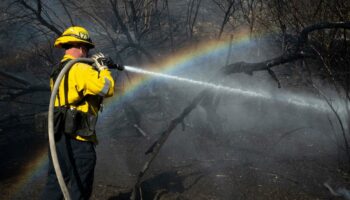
[1,79,348,200]
[1,38,349,199]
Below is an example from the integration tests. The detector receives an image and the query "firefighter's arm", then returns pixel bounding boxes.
[97,69,115,97]
[73,63,115,97]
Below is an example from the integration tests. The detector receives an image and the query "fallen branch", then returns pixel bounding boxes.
[311,82,350,165]
[267,68,281,88]
[324,182,350,200]
[133,124,149,139]
[130,89,210,200]
[298,22,350,49]
[222,21,350,76]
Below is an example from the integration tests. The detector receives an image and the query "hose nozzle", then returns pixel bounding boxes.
[110,63,124,71]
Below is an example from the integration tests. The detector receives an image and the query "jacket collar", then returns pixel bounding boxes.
[61,54,76,62]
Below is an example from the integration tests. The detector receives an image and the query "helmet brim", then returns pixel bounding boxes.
[54,35,95,49]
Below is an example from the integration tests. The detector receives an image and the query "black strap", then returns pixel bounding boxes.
[51,59,71,107]
[64,65,70,106]
[50,60,71,82]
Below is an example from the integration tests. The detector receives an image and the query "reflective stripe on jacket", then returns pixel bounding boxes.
[50,54,115,142]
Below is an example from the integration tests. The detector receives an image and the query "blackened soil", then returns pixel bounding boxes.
[0,123,47,199]
[1,122,349,200]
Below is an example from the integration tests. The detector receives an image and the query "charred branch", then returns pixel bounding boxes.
[324,182,350,199]
[18,0,62,36]
[165,0,174,51]
[267,68,281,88]
[222,51,311,75]
[222,21,350,78]
[218,0,235,39]
[58,0,75,26]
[298,22,350,50]
[128,1,140,39]
[110,0,154,62]
[118,43,155,62]
[186,0,202,38]
[110,0,134,43]
[131,89,210,200]
[310,77,350,165]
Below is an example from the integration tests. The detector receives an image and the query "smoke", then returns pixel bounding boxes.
[94,36,348,198]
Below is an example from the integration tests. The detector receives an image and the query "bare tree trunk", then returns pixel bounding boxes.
[165,0,174,52]
[218,0,235,39]
[110,0,154,62]
[18,0,62,36]
[187,0,202,38]
[58,0,75,26]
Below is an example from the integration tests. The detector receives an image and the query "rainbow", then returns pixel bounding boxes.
[10,30,257,197]
[7,145,48,199]
[103,30,255,114]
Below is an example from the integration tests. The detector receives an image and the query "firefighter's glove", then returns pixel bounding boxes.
[91,53,109,71]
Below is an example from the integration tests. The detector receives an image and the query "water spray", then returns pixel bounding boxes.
[125,66,265,98]
[124,66,343,114]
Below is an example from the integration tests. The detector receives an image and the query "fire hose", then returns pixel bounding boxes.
[48,58,123,200]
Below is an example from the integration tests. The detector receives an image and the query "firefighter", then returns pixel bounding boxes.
[41,26,115,200]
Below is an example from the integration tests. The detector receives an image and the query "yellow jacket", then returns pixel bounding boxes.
[51,54,115,142]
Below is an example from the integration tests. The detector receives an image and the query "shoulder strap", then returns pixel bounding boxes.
[50,59,71,83]
[50,59,71,107]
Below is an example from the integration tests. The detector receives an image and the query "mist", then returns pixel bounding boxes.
[94,38,347,199]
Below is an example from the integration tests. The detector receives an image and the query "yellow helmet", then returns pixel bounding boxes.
[54,26,94,49]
